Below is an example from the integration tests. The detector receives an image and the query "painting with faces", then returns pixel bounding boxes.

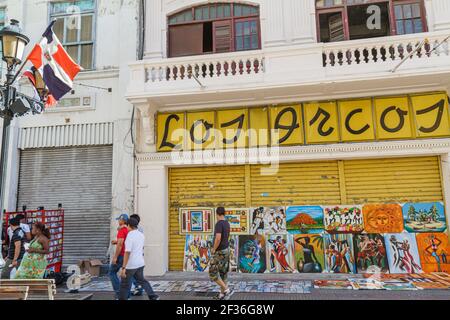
[323,205,364,233]
[250,207,286,235]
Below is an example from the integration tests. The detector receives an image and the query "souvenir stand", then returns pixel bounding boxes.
[2,208,64,273]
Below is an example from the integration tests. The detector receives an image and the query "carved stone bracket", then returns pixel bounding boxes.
[133,99,157,148]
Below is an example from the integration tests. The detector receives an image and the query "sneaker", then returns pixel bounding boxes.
[132,287,144,296]
[215,292,226,300]
[149,295,160,301]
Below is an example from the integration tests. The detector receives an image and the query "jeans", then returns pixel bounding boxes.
[1,258,21,279]
[109,255,124,299]
[119,266,158,300]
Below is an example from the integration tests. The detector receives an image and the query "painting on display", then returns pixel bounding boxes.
[250,207,286,235]
[323,205,364,233]
[362,204,404,234]
[324,234,357,274]
[224,209,249,235]
[384,233,423,274]
[416,233,450,273]
[354,234,389,274]
[402,202,447,233]
[286,206,324,234]
[238,235,267,273]
[183,235,214,272]
[229,236,239,273]
[293,234,324,273]
[179,208,214,234]
[266,235,296,273]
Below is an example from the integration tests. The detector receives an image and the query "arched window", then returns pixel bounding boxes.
[316,0,427,43]
[168,3,260,57]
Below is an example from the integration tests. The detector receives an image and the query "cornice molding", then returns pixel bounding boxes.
[135,139,450,165]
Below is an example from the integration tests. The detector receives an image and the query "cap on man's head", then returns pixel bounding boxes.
[128,217,139,228]
[116,213,129,222]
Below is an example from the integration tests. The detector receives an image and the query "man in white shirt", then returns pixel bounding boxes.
[7,214,31,242]
[119,217,159,300]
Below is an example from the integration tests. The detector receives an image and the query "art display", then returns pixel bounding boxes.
[324,234,357,274]
[183,235,213,272]
[179,208,214,234]
[354,234,389,274]
[362,204,404,234]
[229,236,239,273]
[238,235,267,273]
[384,233,422,274]
[286,206,324,234]
[313,280,353,290]
[323,205,364,233]
[250,207,286,235]
[293,234,324,273]
[224,209,249,235]
[266,235,296,273]
[416,233,450,273]
[348,278,384,290]
[381,279,418,291]
[402,202,447,233]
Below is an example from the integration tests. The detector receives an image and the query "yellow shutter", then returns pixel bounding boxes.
[343,156,443,204]
[168,156,444,270]
[168,166,246,271]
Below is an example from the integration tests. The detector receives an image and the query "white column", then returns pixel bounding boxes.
[440,154,450,238]
[137,164,168,276]
[144,0,164,59]
[428,0,450,31]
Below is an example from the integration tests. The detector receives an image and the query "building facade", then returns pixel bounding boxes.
[127,0,450,275]
[0,0,140,265]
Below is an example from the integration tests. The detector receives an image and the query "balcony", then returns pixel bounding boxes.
[127,30,450,108]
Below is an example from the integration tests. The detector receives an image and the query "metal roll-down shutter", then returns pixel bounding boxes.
[17,146,113,266]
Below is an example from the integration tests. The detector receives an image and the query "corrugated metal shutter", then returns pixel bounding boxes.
[168,156,444,271]
[343,156,443,204]
[168,166,246,271]
[17,146,113,266]
[251,161,342,206]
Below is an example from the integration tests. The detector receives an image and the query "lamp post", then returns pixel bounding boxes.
[0,19,44,266]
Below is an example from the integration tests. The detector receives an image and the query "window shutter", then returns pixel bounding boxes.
[169,23,204,57]
[329,13,345,42]
[213,20,232,53]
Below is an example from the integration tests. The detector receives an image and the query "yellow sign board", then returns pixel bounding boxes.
[156,92,450,152]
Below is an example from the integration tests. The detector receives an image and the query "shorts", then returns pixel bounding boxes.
[209,248,230,282]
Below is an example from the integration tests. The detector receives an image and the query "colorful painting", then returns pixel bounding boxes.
[416,233,450,273]
[183,235,213,272]
[324,234,357,274]
[402,202,447,233]
[349,278,384,290]
[179,208,214,234]
[293,234,324,273]
[286,206,324,234]
[385,233,422,274]
[238,235,267,273]
[313,280,352,290]
[229,236,239,273]
[354,234,389,274]
[250,207,286,235]
[266,235,296,273]
[381,279,418,291]
[224,209,249,235]
[363,204,404,234]
[323,205,364,233]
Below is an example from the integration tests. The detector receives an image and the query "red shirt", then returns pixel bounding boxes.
[117,226,129,257]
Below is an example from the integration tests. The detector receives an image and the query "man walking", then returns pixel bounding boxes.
[119,217,159,300]
[7,214,31,242]
[210,207,234,300]
[1,218,25,279]
[109,213,129,299]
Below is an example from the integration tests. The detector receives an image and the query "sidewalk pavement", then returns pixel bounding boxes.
[62,272,450,301]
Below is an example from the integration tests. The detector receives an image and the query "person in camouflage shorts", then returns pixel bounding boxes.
[210,207,234,300]
[209,248,230,282]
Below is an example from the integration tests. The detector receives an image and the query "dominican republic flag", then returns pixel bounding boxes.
[23,66,57,108]
[27,20,82,101]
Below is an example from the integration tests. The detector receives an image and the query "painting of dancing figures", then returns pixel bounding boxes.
[250,207,286,235]
[183,235,213,272]
[267,235,296,273]
[385,233,422,274]
[324,234,357,273]
[238,235,267,273]
[416,233,450,273]
[354,234,389,274]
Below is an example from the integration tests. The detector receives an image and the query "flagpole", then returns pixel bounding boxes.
[8,57,29,85]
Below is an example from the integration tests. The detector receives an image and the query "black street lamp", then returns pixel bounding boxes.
[0,20,44,263]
